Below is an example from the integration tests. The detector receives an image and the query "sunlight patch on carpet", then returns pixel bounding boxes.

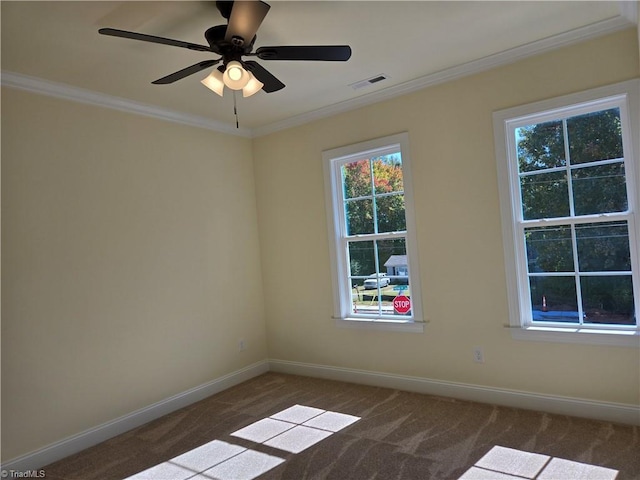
[263,425,333,453]
[231,418,296,443]
[231,404,360,453]
[124,405,360,480]
[459,445,619,480]
[195,449,286,480]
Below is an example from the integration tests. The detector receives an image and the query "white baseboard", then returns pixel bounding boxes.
[1,360,269,473]
[268,359,640,426]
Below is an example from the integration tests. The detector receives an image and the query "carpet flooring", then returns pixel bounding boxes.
[42,372,640,479]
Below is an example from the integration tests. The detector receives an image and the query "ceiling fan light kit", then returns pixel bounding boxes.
[223,61,249,88]
[99,0,352,101]
[201,62,264,98]
[241,73,265,98]
[200,70,225,96]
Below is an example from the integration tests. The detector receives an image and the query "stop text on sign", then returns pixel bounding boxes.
[393,295,411,314]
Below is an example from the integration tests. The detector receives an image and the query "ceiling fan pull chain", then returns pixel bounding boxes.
[233,90,239,129]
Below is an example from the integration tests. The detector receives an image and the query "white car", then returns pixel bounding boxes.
[363,273,390,290]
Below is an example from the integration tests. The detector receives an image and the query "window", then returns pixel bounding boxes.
[323,133,423,332]
[494,80,640,346]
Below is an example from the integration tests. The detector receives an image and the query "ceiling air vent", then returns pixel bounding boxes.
[349,74,390,90]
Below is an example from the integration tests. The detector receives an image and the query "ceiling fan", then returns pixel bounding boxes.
[99,0,352,98]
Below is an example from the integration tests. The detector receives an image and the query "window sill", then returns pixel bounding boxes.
[335,317,425,333]
[508,325,639,347]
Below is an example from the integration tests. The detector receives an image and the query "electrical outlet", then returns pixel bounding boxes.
[239,339,246,352]
[473,346,484,364]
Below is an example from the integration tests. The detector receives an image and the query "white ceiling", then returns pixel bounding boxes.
[1,1,637,136]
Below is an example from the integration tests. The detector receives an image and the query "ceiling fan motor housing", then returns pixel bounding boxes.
[204,25,255,57]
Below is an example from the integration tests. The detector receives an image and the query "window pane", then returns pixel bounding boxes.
[576,222,631,272]
[350,239,411,317]
[581,276,636,325]
[351,239,392,317]
[529,276,579,323]
[351,284,380,316]
[372,155,404,194]
[567,108,623,165]
[342,160,371,199]
[516,121,565,173]
[520,171,569,220]
[377,239,407,281]
[376,194,406,233]
[525,226,574,273]
[572,163,628,215]
[345,199,374,235]
[378,239,411,317]
[348,241,375,278]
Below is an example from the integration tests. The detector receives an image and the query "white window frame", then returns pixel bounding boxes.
[323,133,424,333]
[493,79,640,347]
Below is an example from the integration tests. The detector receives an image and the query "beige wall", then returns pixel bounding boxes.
[253,29,640,405]
[1,89,267,460]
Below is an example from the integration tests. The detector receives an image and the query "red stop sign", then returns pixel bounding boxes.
[393,295,411,314]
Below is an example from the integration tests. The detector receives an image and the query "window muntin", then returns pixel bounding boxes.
[323,133,422,326]
[494,81,640,343]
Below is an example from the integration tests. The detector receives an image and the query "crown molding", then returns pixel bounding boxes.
[0,71,253,138]
[252,15,635,137]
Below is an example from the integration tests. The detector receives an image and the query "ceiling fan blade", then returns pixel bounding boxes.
[243,61,284,93]
[224,1,270,45]
[255,45,352,61]
[99,28,211,52]
[152,60,221,85]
